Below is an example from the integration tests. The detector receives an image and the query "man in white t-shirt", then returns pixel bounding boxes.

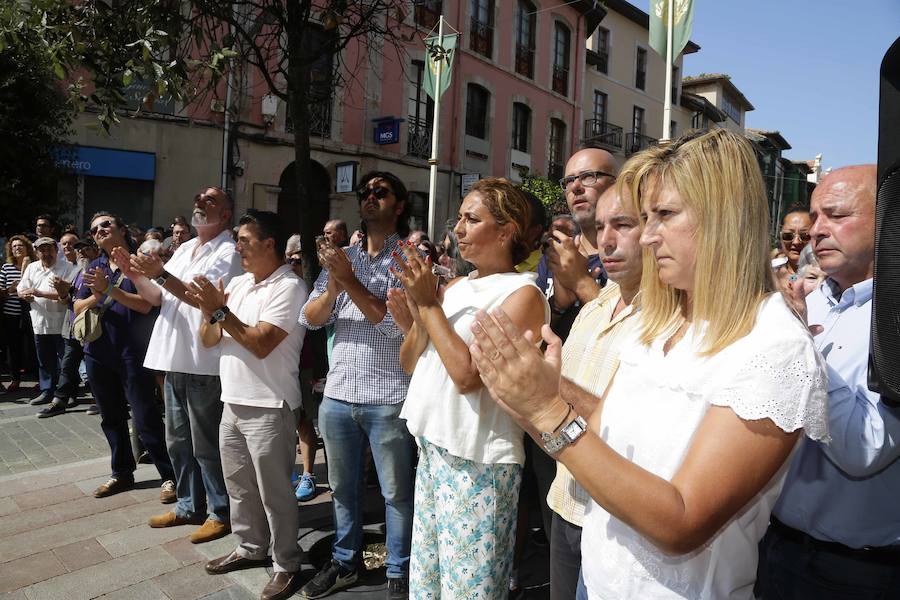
[18,237,78,406]
[118,186,242,544]
[191,210,308,600]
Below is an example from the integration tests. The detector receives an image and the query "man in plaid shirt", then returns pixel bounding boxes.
[300,171,415,600]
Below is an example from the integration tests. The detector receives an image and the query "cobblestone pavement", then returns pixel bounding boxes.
[0,379,550,599]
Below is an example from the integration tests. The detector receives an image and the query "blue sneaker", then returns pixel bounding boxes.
[295,472,317,502]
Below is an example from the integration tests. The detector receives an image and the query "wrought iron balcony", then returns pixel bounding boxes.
[470,18,493,57]
[625,132,658,155]
[582,119,623,150]
[407,116,432,159]
[515,44,534,78]
[285,97,332,139]
[552,65,569,96]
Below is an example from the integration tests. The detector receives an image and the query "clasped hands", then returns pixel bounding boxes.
[185,276,227,320]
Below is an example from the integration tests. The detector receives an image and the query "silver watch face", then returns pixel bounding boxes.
[562,418,584,440]
[212,309,225,321]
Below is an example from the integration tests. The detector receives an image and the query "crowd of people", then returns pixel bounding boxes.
[0,127,895,600]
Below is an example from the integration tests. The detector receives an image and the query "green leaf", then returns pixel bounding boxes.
[123,69,133,86]
[53,62,65,79]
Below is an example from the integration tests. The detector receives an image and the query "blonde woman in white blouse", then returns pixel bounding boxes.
[469,129,829,600]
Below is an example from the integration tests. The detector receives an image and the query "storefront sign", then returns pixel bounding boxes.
[55,146,156,181]
[373,117,404,145]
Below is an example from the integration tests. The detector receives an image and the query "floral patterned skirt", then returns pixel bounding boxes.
[410,438,522,599]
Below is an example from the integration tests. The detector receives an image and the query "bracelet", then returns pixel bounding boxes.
[552,403,574,433]
[103,282,113,296]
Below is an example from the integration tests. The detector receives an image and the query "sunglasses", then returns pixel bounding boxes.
[90,220,113,236]
[357,186,392,201]
[559,171,616,190]
[780,231,811,243]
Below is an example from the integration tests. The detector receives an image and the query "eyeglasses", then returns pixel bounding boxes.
[559,171,616,190]
[357,186,392,201]
[90,220,113,236]
[780,231,811,243]
[287,258,302,265]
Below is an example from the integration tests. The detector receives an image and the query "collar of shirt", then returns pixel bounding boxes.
[822,277,873,309]
[244,264,293,290]
[351,233,402,261]
[179,229,232,261]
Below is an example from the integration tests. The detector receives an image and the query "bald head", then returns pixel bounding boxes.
[808,164,876,291]
[562,149,619,233]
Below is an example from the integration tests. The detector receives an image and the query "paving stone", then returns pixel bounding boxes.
[0,457,108,498]
[0,496,18,517]
[21,547,180,600]
[0,490,136,539]
[153,564,234,600]
[93,580,170,600]
[161,537,206,567]
[51,538,112,572]
[197,584,256,600]
[13,484,85,511]
[0,550,68,594]
[98,522,198,558]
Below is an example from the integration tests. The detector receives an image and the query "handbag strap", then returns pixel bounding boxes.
[97,271,125,315]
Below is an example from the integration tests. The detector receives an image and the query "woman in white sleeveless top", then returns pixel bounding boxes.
[469,130,829,599]
[388,177,549,599]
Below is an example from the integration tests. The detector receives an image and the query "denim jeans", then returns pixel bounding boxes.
[576,569,588,600]
[551,512,583,600]
[319,397,416,579]
[164,372,228,523]
[54,336,84,402]
[34,334,64,395]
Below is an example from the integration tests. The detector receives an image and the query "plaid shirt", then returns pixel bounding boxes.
[300,233,410,405]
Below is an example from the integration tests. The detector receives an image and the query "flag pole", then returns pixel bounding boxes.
[427,16,445,240]
[661,0,674,141]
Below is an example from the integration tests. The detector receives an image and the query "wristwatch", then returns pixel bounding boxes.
[209,305,230,325]
[154,270,171,286]
[541,414,588,455]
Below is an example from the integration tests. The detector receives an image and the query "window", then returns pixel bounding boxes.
[671,66,679,105]
[593,27,610,74]
[548,118,566,180]
[515,0,536,78]
[593,91,608,124]
[470,0,494,58]
[414,0,441,29]
[670,120,677,138]
[632,106,645,135]
[408,60,435,159]
[552,23,571,96]
[466,84,490,139]
[512,103,530,152]
[722,90,741,123]
[635,47,647,91]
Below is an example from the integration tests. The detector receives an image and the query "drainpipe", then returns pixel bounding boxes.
[221,9,236,189]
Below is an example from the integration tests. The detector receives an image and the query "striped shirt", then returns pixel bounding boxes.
[300,233,410,405]
[0,263,26,317]
[547,281,642,526]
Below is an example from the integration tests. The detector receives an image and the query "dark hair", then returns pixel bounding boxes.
[88,211,138,254]
[782,203,810,218]
[35,214,59,237]
[238,209,287,256]
[356,171,411,238]
[520,190,547,231]
[417,239,439,263]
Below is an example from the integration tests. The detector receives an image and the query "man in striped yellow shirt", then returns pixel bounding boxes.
[547,183,644,600]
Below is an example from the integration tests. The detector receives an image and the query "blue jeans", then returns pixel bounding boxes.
[576,569,588,600]
[164,372,228,523]
[319,397,416,579]
[34,334,64,395]
[54,336,84,401]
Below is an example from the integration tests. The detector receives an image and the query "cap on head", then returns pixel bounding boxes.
[34,237,57,249]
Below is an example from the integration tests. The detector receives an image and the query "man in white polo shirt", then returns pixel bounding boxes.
[190,209,308,600]
[116,186,242,542]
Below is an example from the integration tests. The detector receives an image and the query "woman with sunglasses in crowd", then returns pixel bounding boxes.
[387,177,550,598]
[778,205,813,276]
[469,129,828,599]
[74,212,176,501]
[0,235,37,393]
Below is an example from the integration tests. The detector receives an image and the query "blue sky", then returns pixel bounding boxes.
[653,0,900,170]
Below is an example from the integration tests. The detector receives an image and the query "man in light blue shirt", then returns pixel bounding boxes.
[757,165,900,598]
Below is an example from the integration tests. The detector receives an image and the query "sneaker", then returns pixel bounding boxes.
[300,560,358,599]
[29,392,51,406]
[387,577,409,600]
[159,480,176,504]
[37,400,67,419]
[189,518,231,544]
[65,397,79,409]
[86,404,100,415]
[295,473,318,502]
[93,477,135,498]
[6,381,19,393]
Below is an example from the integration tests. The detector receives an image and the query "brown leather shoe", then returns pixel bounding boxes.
[93,477,135,498]
[159,480,176,504]
[148,511,205,528]
[189,518,231,544]
[205,550,270,575]
[260,571,298,600]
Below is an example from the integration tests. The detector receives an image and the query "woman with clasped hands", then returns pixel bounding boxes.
[469,130,829,599]
[387,177,549,599]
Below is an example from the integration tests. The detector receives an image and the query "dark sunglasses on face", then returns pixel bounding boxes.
[780,231,811,243]
[559,170,616,190]
[357,186,392,201]
[90,220,113,236]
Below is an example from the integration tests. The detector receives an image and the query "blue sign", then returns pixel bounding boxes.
[55,146,156,181]
[373,117,404,145]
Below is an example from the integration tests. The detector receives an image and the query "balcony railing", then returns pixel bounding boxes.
[625,132,658,155]
[582,119,623,150]
[470,18,493,57]
[552,65,569,96]
[285,97,332,139]
[407,116,432,159]
[515,44,534,78]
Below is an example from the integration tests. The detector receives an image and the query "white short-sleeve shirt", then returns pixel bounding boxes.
[143,231,242,375]
[219,265,308,410]
[19,259,78,335]
[581,294,829,600]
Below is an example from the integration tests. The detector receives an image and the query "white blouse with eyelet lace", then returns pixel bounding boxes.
[581,293,829,600]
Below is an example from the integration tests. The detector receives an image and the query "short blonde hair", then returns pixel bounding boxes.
[625,129,775,355]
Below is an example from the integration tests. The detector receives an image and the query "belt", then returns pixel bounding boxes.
[770,516,900,566]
